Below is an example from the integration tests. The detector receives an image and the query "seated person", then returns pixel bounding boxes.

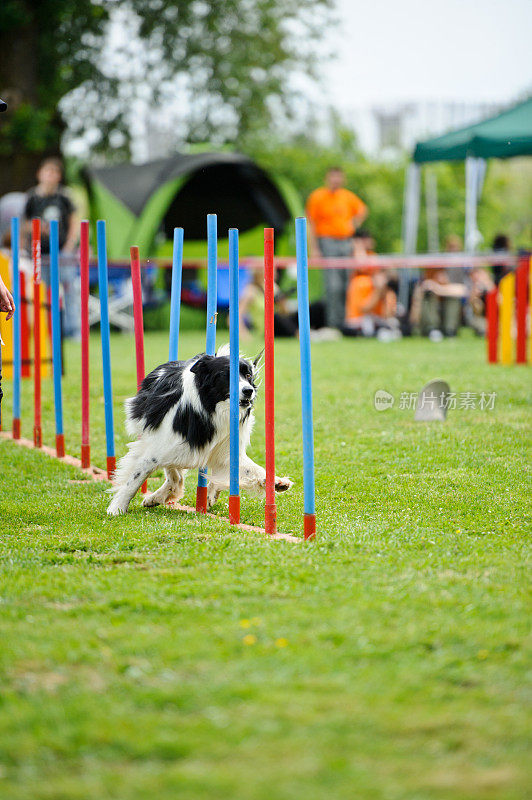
[344,268,398,337]
[410,267,467,339]
[467,266,495,335]
[491,234,512,285]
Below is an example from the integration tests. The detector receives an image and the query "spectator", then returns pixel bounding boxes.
[0,273,15,419]
[444,234,467,283]
[344,231,398,338]
[468,266,495,335]
[24,157,80,338]
[491,234,512,286]
[410,267,467,340]
[306,167,367,330]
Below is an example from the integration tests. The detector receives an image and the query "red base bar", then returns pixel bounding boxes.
[304,513,316,540]
[265,502,277,535]
[229,494,240,525]
[56,433,65,458]
[33,426,42,448]
[106,455,116,482]
[196,485,208,514]
[81,443,90,469]
[12,418,21,440]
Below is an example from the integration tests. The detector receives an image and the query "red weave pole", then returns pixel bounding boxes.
[515,258,528,365]
[486,288,499,364]
[32,219,42,448]
[80,221,90,468]
[264,228,277,535]
[130,246,147,493]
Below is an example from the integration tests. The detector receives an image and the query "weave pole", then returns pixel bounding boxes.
[80,221,90,468]
[486,288,498,364]
[264,228,277,535]
[196,214,218,513]
[49,220,64,457]
[11,217,21,439]
[96,220,115,480]
[168,227,183,361]
[130,245,147,493]
[295,217,316,540]
[529,257,532,365]
[228,228,240,525]
[515,258,528,365]
[31,218,42,448]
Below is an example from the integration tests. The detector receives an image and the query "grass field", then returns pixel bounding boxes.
[1,331,530,799]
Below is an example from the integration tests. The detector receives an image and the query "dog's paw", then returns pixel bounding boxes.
[107,502,126,516]
[274,476,293,493]
[141,492,162,508]
[206,485,220,510]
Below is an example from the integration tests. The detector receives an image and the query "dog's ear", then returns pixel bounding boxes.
[190,354,213,374]
[216,343,230,357]
[252,349,264,372]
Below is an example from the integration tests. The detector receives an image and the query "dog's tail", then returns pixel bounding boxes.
[124,397,144,438]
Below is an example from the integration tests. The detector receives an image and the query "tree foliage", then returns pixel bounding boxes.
[0,0,334,185]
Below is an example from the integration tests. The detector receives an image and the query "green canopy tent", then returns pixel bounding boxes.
[402,97,532,258]
[83,151,303,260]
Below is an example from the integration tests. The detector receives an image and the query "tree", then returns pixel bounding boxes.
[0,0,333,194]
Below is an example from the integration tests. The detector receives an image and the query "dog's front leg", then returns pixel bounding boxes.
[240,455,293,496]
[142,466,185,508]
[107,453,160,516]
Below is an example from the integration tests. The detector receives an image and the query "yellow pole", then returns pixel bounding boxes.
[499,272,515,365]
[0,252,13,379]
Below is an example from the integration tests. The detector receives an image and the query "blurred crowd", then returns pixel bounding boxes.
[0,161,518,350]
[239,168,514,343]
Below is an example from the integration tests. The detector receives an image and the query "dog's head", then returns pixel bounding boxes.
[191,347,261,414]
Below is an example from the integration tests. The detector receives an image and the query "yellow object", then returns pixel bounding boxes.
[0,250,50,379]
[499,272,515,365]
[0,252,14,378]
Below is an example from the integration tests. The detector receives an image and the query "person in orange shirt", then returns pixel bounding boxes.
[344,231,398,338]
[306,167,368,330]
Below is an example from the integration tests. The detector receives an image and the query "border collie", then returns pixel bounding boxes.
[107,345,292,516]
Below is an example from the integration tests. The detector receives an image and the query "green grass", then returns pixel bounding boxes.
[0,332,530,800]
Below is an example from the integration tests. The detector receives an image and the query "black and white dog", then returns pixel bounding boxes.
[107,345,292,516]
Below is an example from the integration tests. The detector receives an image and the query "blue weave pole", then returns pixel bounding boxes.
[295,217,316,539]
[228,228,240,524]
[49,220,64,455]
[196,214,218,509]
[168,227,183,361]
[96,220,116,479]
[11,217,21,438]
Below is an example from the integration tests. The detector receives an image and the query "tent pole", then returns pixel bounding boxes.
[465,156,481,252]
[424,167,439,253]
[400,162,421,310]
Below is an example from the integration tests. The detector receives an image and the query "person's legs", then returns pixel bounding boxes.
[318,238,352,329]
[420,291,441,335]
[60,262,81,339]
[442,297,461,336]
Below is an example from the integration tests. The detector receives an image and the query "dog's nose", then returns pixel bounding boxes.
[242,387,253,398]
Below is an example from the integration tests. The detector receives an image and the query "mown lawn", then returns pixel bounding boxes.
[0,331,530,799]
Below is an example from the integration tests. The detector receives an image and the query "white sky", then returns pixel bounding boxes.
[322,0,532,109]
